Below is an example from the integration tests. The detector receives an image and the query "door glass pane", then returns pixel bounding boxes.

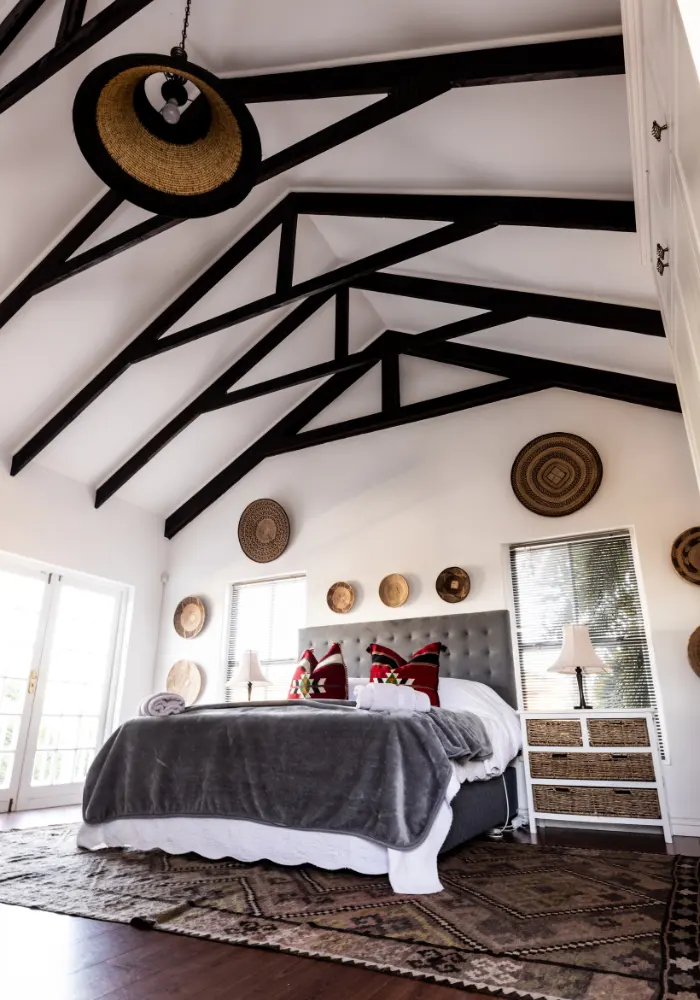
[30,584,119,788]
[0,568,46,791]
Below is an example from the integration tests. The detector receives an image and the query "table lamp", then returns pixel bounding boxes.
[226,650,271,701]
[548,624,611,710]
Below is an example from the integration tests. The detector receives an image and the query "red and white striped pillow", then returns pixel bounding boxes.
[287,643,348,700]
[367,641,444,707]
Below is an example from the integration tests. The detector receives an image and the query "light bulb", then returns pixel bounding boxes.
[161,97,181,125]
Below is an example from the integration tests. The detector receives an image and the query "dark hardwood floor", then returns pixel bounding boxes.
[1,806,698,999]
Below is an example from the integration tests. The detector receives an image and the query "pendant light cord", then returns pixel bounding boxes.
[180,0,192,55]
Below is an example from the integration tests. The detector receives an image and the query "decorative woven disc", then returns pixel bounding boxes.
[238,499,290,563]
[511,432,603,517]
[166,660,202,706]
[671,527,700,585]
[379,574,409,608]
[327,582,355,614]
[436,567,471,604]
[688,628,700,678]
[173,596,206,639]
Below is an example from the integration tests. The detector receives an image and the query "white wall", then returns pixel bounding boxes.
[0,463,168,725]
[155,388,700,834]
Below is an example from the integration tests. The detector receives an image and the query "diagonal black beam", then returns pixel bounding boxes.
[275,209,297,294]
[94,293,334,508]
[145,220,488,357]
[257,85,447,183]
[0,0,158,116]
[355,272,664,337]
[222,35,624,102]
[0,190,124,331]
[35,215,181,293]
[0,0,46,58]
[164,334,391,538]
[401,337,681,411]
[335,287,349,360]
[12,201,287,477]
[292,192,636,231]
[413,310,526,344]
[381,352,400,412]
[55,0,86,45]
[266,379,542,458]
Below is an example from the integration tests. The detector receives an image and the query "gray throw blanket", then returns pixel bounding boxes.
[82,701,492,851]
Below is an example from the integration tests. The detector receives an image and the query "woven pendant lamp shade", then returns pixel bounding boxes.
[73,53,261,218]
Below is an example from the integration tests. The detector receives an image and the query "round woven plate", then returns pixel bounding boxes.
[436,566,471,604]
[238,499,290,563]
[173,596,205,639]
[671,526,700,585]
[511,432,603,517]
[166,660,202,706]
[379,573,409,608]
[688,627,700,678]
[327,582,355,614]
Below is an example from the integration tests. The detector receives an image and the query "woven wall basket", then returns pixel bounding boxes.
[671,527,700,585]
[238,499,290,563]
[511,432,603,517]
[73,53,261,217]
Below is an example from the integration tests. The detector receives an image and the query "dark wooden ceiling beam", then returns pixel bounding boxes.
[93,293,334,508]
[258,84,447,183]
[334,288,349,360]
[11,201,287,477]
[55,0,86,45]
[355,272,664,336]
[401,337,680,411]
[275,209,297,294]
[291,192,636,231]
[164,334,391,538]
[0,0,47,58]
[146,219,489,357]
[0,0,158,116]
[222,35,624,102]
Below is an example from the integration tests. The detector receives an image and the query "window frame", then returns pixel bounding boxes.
[222,572,307,701]
[504,527,669,763]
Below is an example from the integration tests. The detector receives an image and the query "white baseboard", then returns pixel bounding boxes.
[670,818,700,837]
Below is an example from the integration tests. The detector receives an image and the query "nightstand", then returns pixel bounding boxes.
[520,710,672,843]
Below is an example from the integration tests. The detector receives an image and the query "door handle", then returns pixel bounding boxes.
[27,670,38,695]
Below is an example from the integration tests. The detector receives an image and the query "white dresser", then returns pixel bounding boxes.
[520,709,672,843]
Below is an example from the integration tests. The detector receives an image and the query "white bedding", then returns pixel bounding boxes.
[77,681,522,895]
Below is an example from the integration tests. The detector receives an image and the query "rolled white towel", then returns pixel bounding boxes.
[138,692,186,717]
[354,682,430,713]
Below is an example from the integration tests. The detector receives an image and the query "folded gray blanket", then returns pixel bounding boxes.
[82,700,492,851]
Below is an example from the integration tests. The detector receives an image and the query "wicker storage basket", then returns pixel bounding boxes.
[529,751,655,782]
[526,719,583,746]
[533,784,661,819]
[587,718,649,747]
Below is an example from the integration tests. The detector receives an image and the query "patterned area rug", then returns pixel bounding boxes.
[0,825,697,1000]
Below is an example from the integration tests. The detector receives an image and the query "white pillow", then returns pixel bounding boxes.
[347,677,370,699]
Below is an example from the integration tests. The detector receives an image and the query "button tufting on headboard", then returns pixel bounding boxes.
[299,611,517,708]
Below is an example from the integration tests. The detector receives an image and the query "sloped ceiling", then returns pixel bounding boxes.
[0,0,667,530]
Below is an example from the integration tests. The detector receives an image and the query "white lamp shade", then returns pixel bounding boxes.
[226,650,271,687]
[548,624,611,676]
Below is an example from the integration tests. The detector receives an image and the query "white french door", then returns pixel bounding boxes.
[0,561,125,812]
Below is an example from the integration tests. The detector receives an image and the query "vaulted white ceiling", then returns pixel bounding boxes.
[0,0,666,525]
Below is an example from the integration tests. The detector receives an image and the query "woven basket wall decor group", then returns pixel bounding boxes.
[511,432,603,517]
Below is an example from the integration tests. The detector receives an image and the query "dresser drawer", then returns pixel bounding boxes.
[533,785,661,820]
[526,719,582,747]
[587,718,649,747]
[529,751,655,782]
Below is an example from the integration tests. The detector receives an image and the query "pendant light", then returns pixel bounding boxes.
[72,0,261,218]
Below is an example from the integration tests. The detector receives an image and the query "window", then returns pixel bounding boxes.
[510,530,665,755]
[225,575,306,701]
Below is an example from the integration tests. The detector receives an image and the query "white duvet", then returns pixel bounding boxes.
[78,680,522,895]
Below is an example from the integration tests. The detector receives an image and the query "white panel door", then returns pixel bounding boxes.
[14,576,124,811]
[0,563,51,812]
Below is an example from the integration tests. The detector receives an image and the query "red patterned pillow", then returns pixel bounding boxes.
[287,643,348,700]
[367,641,444,706]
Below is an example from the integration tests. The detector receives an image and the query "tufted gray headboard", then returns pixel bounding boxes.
[299,610,518,708]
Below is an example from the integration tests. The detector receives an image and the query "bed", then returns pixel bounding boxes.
[78,610,521,894]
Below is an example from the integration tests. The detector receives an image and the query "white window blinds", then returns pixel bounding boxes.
[225,576,306,701]
[510,531,665,756]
